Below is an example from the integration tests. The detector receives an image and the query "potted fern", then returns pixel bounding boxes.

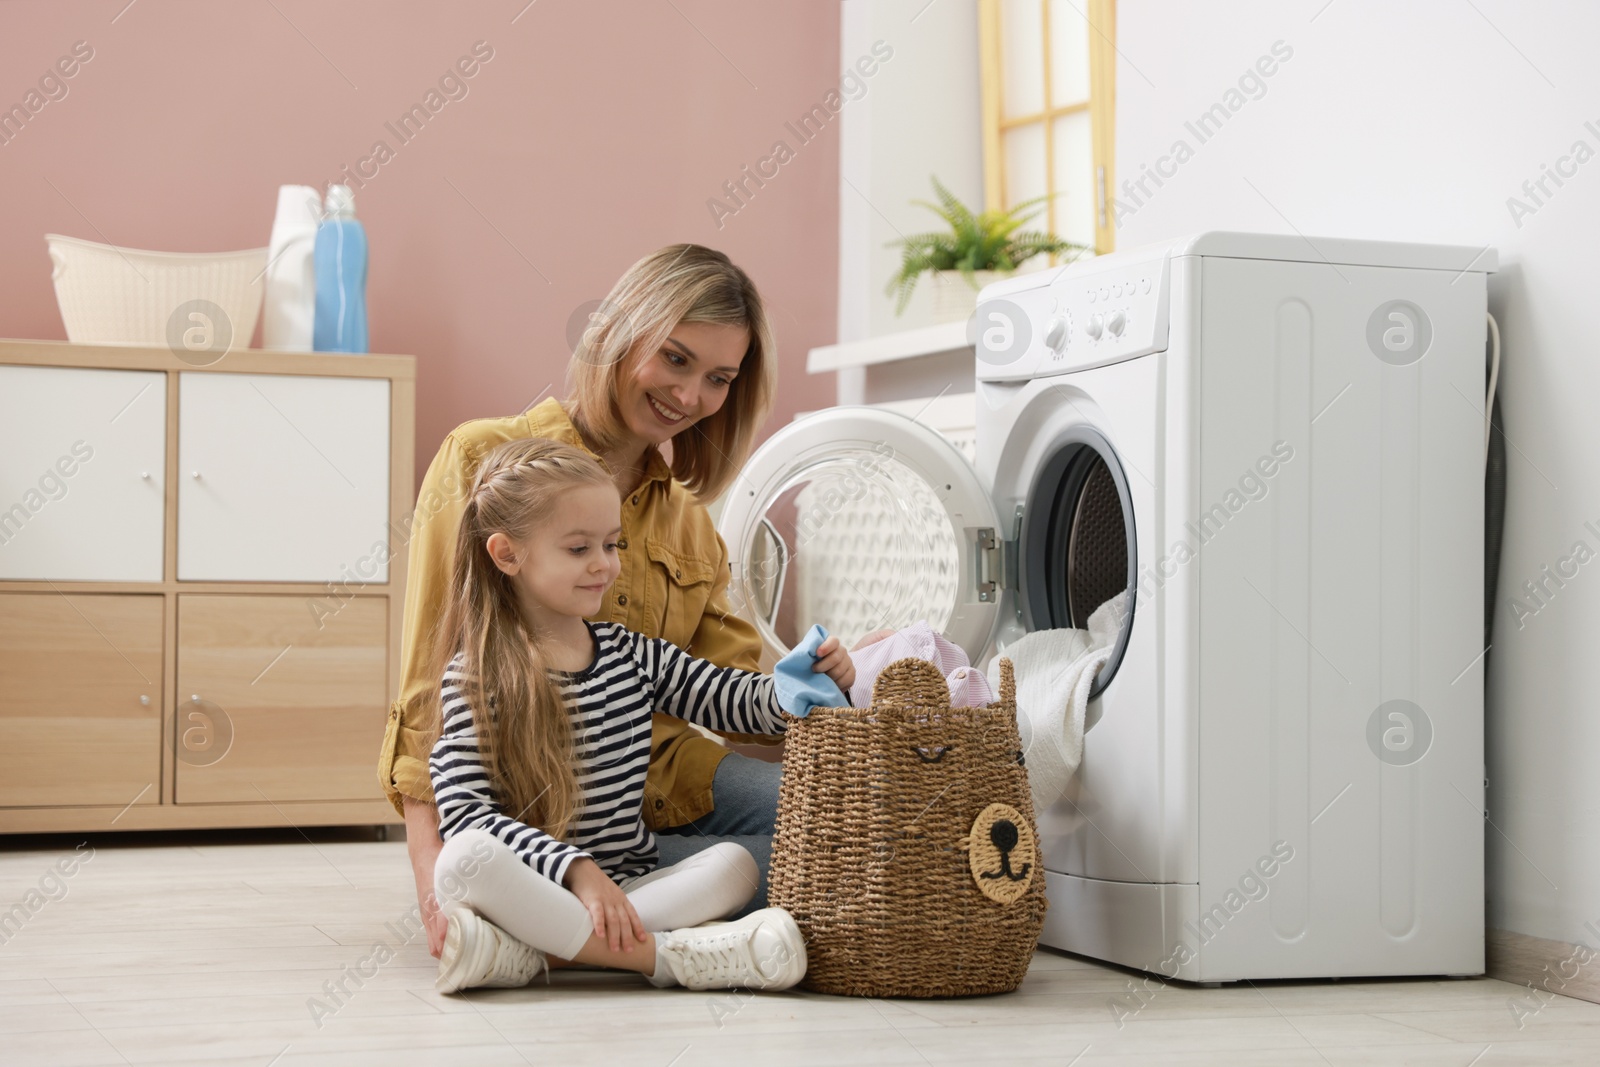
[886,177,1089,322]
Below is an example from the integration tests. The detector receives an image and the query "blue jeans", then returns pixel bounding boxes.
[654,752,781,916]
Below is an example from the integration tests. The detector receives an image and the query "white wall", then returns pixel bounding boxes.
[1116,0,1600,945]
[839,0,984,343]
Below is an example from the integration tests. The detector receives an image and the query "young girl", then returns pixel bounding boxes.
[427,437,853,994]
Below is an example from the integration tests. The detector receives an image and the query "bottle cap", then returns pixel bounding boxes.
[325,184,356,219]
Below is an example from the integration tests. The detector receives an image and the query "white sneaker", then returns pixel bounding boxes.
[653,907,807,991]
[436,907,547,994]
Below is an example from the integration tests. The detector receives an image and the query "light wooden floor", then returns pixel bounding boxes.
[5,828,1600,1066]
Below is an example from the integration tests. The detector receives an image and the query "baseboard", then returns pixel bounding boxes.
[1487,926,1600,1009]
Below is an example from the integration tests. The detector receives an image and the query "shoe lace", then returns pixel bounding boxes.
[487,927,544,983]
[678,928,758,985]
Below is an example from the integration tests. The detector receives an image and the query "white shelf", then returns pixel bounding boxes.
[806,320,972,373]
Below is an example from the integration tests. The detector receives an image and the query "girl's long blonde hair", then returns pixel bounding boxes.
[567,243,776,502]
[429,437,617,841]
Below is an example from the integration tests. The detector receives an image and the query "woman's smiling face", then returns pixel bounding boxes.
[616,321,749,448]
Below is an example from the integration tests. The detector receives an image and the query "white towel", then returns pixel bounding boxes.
[987,591,1129,814]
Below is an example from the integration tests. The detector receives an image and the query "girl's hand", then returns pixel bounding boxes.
[564,857,648,953]
[812,634,857,693]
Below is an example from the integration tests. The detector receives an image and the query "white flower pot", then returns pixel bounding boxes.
[927,269,1009,324]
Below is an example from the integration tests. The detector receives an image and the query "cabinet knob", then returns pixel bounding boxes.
[191,471,202,480]
[191,694,201,703]
[140,471,151,480]
[139,694,151,706]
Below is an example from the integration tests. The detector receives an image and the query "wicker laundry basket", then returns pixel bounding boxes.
[768,656,1047,997]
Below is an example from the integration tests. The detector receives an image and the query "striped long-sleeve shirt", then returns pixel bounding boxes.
[429,620,786,886]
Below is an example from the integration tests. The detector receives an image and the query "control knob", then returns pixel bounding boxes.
[1044,316,1069,352]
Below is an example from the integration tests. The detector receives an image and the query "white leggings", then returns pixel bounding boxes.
[434,829,759,961]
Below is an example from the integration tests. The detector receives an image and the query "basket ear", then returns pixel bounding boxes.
[996,657,1015,705]
[870,657,953,709]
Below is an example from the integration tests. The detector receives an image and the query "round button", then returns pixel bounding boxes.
[1087,289,1097,303]
[1044,317,1067,351]
[616,538,628,550]
[1113,283,1124,298]
[1099,287,1110,301]
[1086,313,1104,340]
[1107,310,1127,337]
[617,593,629,606]
[1141,277,1151,294]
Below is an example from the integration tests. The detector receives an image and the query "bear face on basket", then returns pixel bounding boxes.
[768,656,1048,998]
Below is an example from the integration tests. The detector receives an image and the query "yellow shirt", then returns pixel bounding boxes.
[376,397,769,828]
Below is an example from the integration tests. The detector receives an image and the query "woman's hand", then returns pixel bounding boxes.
[403,796,449,958]
[812,634,858,693]
[852,628,894,651]
[564,857,649,953]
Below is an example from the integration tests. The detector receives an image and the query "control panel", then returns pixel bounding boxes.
[974,253,1171,382]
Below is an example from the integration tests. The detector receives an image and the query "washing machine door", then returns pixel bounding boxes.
[717,407,1002,666]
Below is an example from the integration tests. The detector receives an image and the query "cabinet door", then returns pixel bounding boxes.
[177,373,390,582]
[0,593,163,807]
[0,366,165,581]
[175,594,388,803]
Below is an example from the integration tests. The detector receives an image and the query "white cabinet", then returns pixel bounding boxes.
[178,373,391,582]
[0,366,166,581]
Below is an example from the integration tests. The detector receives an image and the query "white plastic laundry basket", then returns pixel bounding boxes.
[46,234,267,349]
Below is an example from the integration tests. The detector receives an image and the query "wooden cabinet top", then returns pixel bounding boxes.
[0,338,416,380]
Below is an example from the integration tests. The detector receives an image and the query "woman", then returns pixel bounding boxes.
[377,244,852,956]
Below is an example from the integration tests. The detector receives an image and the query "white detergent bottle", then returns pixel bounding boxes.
[313,184,369,354]
[262,184,320,349]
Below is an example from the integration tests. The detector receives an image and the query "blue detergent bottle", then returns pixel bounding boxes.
[313,184,369,353]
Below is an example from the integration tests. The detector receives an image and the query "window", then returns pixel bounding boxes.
[978,0,1117,256]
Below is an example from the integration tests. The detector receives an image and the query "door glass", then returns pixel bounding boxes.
[741,452,961,652]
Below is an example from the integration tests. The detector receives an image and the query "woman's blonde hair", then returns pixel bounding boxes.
[567,244,776,502]
[429,437,617,841]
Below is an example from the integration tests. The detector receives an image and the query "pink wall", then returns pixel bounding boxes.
[0,1,840,492]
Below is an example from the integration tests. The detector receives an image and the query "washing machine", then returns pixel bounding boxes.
[719,231,1493,981]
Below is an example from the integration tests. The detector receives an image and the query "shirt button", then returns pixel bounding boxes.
[617,593,629,606]
[675,568,682,579]
[617,538,628,550]
[632,495,640,505]
[654,798,664,810]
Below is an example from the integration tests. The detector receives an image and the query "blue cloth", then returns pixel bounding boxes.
[772,624,847,717]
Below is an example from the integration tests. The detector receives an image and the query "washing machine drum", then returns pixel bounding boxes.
[1019,426,1138,699]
